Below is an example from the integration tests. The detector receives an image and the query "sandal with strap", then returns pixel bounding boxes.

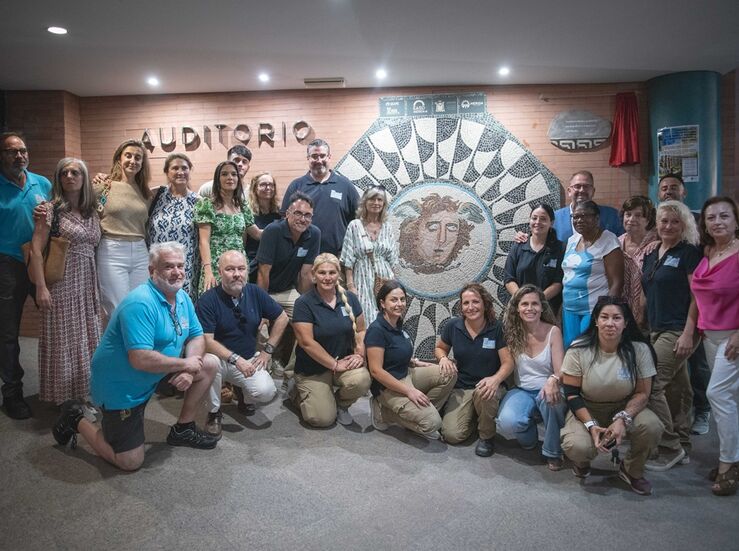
[708,467,719,482]
[712,465,738,497]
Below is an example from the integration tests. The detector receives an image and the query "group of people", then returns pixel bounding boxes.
[1,131,737,498]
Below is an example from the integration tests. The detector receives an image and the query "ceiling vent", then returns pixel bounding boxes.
[304,77,346,89]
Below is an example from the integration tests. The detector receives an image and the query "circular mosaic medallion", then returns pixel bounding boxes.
[388,181,496,300]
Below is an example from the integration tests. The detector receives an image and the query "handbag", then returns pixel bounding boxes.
[22,204,70,285]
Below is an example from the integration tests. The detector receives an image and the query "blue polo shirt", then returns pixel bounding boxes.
[553,204,624,242]
[292,286,362,376]
[196,283,283,358]
[256,219,321,293]
[364,315,414,396]
[440,317,508,390]
[280,171,359,256]
[91,280,203,410]
[641,241,702,331]
[0,169,51,261]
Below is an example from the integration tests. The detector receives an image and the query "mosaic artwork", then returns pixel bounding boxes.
[335,106,561,359]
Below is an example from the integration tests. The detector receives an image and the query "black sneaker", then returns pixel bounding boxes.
[167,422,218,449]
[475,438,495,457]
[3,395,32,419]
[53,400,85,448]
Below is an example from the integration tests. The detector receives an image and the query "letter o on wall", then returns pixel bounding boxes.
[233,124,252,145]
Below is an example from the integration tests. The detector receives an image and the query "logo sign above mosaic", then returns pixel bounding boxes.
[335,108,561,359]
[379,92,486,118]
[547,110,611,151]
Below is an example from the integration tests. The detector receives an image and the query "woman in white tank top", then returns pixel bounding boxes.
[498,284,567,470]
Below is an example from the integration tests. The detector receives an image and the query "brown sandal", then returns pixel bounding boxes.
[708,467,719,482]
[712,465,738,496]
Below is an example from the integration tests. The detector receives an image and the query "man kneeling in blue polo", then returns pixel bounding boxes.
[52,242,219,471]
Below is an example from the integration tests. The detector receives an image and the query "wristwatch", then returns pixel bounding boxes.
[583,419,599,431]
[263,342,275,355]
[227,352,241,365]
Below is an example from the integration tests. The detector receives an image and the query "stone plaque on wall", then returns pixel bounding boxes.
[548,110,611,151]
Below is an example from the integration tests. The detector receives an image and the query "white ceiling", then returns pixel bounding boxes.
[2,0,738,97]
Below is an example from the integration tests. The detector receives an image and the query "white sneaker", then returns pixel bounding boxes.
[369,396,389,431]
[644,447,686,472]
[336,406,354,426]
[691,411,711,435]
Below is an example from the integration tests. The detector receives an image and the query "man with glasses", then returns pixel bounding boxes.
[198,144,252,199]
[552,171,624,241]
[257,192,321,384]
[280,138,358,256]
[196,250,288,438]
[0,132,51,419]
[52,242,219,470]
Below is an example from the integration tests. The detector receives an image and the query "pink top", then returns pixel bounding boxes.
[691,253,739,331]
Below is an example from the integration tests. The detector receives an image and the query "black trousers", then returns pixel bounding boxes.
[0,255,32,399]
[688,340,712,414]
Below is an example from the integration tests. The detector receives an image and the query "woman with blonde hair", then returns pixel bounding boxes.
[29,158,101,406]
[340,185,399,323]
[245,171,281,283]
[291,253,371,427]
[641,200,702,472]
[497,284,567,469]
[95,139,151,320]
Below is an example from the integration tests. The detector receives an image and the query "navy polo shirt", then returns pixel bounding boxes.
[292,287,362,376]
[364,315,414,396]
[642,241,702,331]
[440,317,508,390]
[503,239,565,311]
[280,171,359,257]
[247,212,281,282]
[256,219,321,293]
[196,283,283,359]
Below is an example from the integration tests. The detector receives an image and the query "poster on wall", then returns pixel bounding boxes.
[657,125,699,182]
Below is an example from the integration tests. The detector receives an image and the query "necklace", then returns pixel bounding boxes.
[715,237,737,258]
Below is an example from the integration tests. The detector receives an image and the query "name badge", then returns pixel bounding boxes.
[403,330,411,339]
[482,338,496,349]
[617,367,631,380]
[663,255,680,268]
[341,306,350,317]
[296,247,308,257]
[330,190,343,200]
[180,319,189,330]
[545,258,558,268]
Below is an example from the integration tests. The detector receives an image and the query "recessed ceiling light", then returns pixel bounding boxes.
[498,66,511,76]
[375,68,387,80]
[146,76,160,87]
[258,73,270,83]
[47,26,68,35]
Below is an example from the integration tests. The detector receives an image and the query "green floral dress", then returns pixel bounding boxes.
[195,197,255,295]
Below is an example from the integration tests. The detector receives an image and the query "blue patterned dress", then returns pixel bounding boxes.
[147,187,199,299]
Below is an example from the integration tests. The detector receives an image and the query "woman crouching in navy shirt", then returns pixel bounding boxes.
[435,283,514,457]
[291,253,371,427]
[365,281,457,440]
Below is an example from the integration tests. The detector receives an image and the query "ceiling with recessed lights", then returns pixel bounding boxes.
[1,0,737,97]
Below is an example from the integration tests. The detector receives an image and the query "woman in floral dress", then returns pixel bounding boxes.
[29,158,101,405]
[196,160,259,294]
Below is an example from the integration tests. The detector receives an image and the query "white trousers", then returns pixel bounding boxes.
[96,237,149,320]
[704,330,739,464]
[206,353,277,413]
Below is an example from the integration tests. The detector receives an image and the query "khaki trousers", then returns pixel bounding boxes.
[377,365,456,437]
[648,330,696,452]
[560,400,663,478]
[441,386,505,443]
[270,287,301,379]
[295,368,371,427]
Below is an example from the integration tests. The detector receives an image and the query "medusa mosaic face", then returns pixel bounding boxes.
[335,111,560,358]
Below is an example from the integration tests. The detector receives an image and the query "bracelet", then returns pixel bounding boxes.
[583,419,599,431]
[612,410,633,429]
[548,374,561,382]
[439,356,448,361]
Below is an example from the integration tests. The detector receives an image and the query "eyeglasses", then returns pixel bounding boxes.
[168,307,182,337]
[232,305,247,325]
[569,184,593,191]
[2,148,28,157]
[289,210,313,221]
[309,154,328,161]
[257,182,274,188]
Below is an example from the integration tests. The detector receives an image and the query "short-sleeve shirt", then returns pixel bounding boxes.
[561,342,656,403]
[562,230,621,315]
[292,287,362,376]
[504,238,565,311]
[196,284,283,359]
[280,171,359,257]
[641,241,702,330]
[440,317,508,389]
[256,219,321,293]
[90,280,203,410]
[364,315,414,396]
[0,169,51,261]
